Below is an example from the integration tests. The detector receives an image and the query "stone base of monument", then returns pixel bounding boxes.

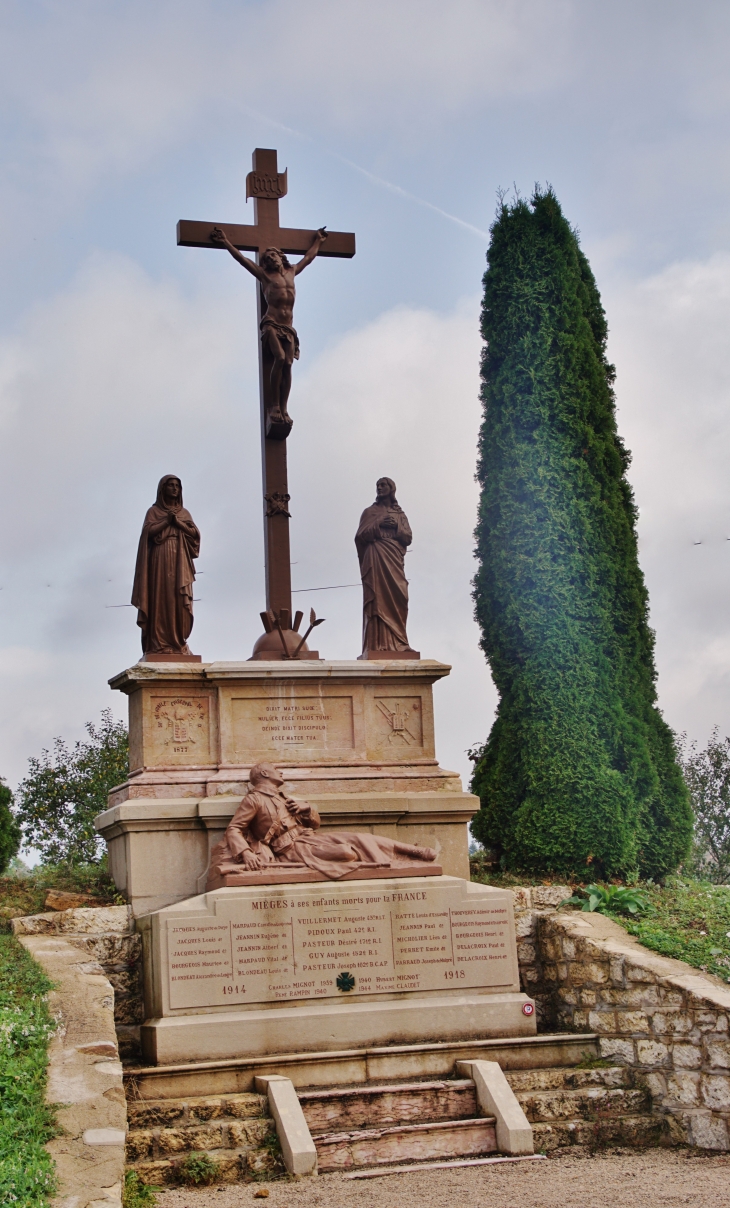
[97,659,480,916]
[206,862,443,890]
[138,875,534,1066]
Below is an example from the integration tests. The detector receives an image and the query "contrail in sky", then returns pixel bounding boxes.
[240,108,489,241]
[334,155,489,240]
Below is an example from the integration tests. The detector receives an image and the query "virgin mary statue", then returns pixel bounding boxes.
[355,477,418,658]
[132,475,200,657]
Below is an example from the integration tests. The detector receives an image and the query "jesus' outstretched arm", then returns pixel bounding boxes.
[293,227,328,275]
[210,227,268,283]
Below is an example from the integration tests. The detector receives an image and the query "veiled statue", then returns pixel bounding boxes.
[355,477,418,658]
[132,475,200,657]
[207,763,437,887]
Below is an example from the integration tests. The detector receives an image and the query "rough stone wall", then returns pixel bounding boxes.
[12,905,144,1060]
[512,890,730,1151]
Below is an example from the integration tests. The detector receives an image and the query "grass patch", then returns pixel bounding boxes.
[0,861,123,931]
[0,932,57,1206]
[470,862,730,984]
[574,1052,614,1069]
[616,878,730,984]
[123,1169,157,1207]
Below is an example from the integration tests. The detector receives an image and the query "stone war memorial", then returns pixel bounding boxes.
[95,150,541,1180]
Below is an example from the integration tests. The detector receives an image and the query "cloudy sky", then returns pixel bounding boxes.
[2,1,730,797]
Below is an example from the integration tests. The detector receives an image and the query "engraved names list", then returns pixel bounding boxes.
[166,881,515,1010]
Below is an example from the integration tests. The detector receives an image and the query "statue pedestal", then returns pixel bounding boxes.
[138,875,534,1065]
[96,659,479,917]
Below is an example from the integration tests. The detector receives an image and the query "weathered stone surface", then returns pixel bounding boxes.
[12,904,144,1038]
[315,1118,498,1171]
[17,934,126,1208]
[300,1080,477,1133]
[673,1043,702,1069]
[531,887,571,909]
[701,1075,730,1110]
[516,1085,647,1124]
[689,1110,729,1150]
[228,1118,275,1147]
[636,1040,669,1066]
[531,1113,665,1152]
[706,1037,730,1068]
[509,899,730,1151]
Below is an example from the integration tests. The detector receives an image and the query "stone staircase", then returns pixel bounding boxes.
[299,1078,496,1171]
[123,1034,665,1185]
[505,1065,664,1152]
[124,1088,283,1186]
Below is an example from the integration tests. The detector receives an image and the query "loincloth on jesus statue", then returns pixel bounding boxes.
[260,318,300,363]
[205,762,441,890]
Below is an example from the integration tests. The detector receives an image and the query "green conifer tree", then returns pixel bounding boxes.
[471,189,692,880]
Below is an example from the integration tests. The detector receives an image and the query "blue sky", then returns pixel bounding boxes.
[3,1,730,793]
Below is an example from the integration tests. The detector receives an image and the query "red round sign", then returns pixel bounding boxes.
[522,1002,535,1016]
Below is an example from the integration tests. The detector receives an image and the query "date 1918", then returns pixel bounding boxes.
[444,969,465,980]
[222,984,245,995]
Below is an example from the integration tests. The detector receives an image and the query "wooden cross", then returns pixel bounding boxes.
[177,148,355,643]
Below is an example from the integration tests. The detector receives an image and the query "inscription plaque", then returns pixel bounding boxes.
[163,877,517,1011]
[230,695,354,756]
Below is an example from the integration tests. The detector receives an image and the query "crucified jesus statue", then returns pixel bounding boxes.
[212,225,328,428]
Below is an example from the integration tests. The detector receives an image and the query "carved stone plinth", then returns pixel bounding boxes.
[96,660,479,916]
[138,876,534,1064]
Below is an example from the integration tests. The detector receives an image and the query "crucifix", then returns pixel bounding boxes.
[177,148,355,658]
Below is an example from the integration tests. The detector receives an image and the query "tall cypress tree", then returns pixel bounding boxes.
[471,189,692,880]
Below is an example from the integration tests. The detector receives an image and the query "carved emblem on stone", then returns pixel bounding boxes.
[336,971,355,992]
[376,698,421,746]
[154,697,206,751]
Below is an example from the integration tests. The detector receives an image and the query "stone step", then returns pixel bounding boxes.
[122,1032,601,1100]
[532,1114,666,1153]
[505,1066,631,1094]
[299,1079,478,1134]
[313,1116,498,1172]
[127,1090,268,1130]
[126,1113,275,1162]
[128,1144,280,1187]
[515,1084,650,1124]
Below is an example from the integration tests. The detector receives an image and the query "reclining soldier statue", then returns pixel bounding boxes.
[207,762,437,886]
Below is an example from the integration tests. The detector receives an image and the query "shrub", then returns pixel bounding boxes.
[560,883,650,915]
[677,729,730,883]
[14,710,128,865]
[123,1170,157,1207]
[471,188,692,879]
[0,779,21,875]
[174,1151,220,1186]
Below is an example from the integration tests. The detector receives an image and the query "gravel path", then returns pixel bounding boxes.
[155,1149,730,1208]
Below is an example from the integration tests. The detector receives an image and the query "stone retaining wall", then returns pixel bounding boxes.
[14,930,127,1208]
[12,905,144,1060]
[512,887,730,1151]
